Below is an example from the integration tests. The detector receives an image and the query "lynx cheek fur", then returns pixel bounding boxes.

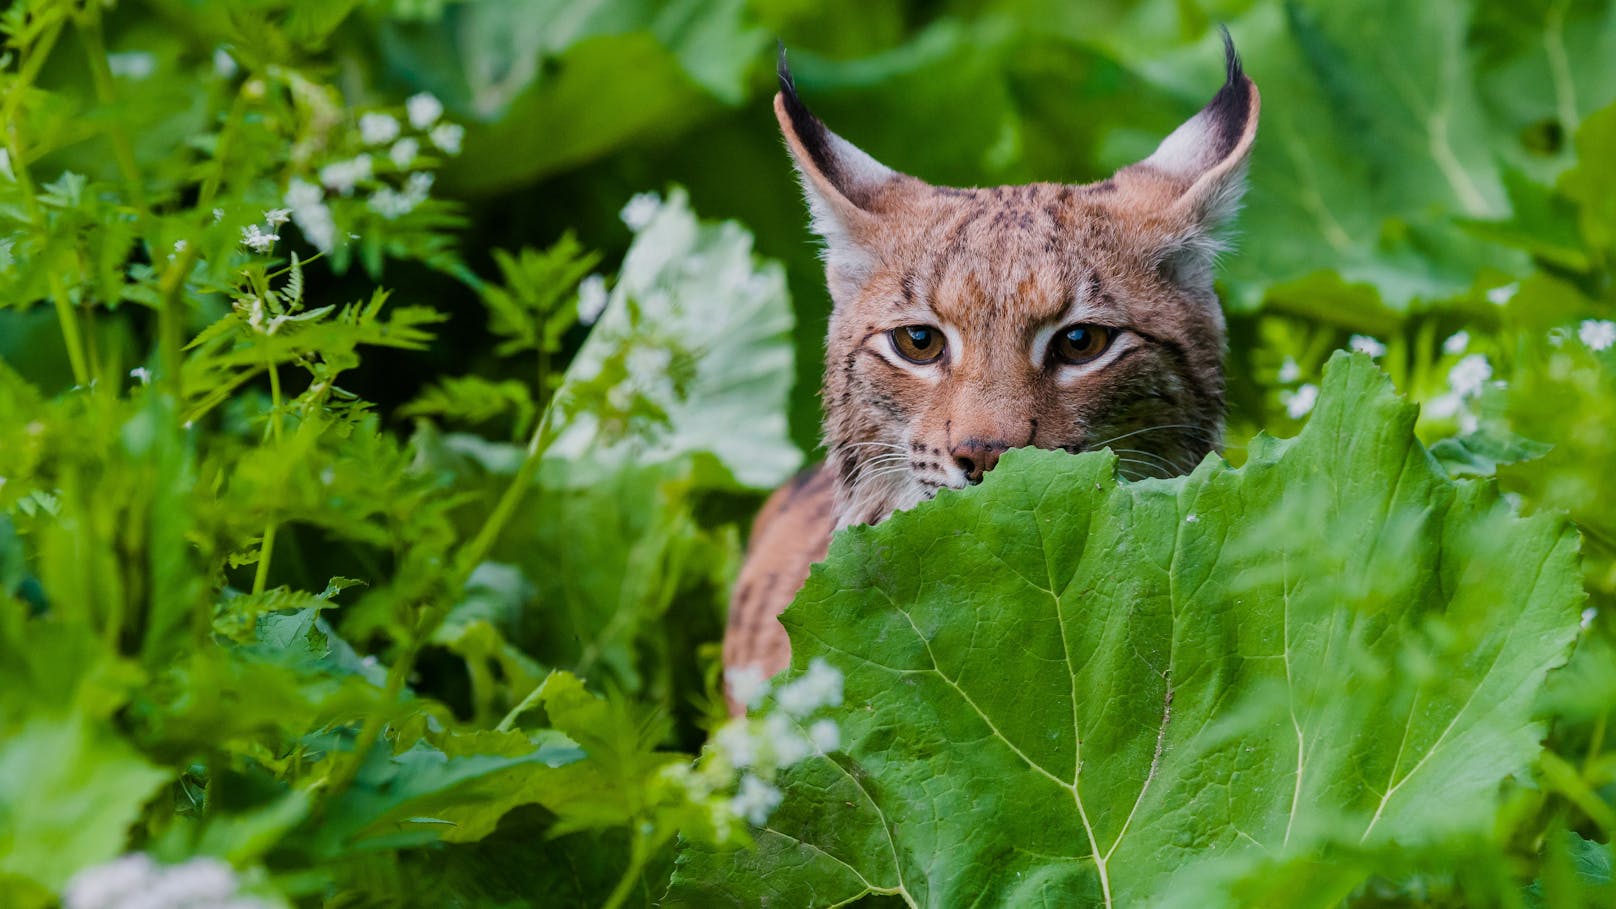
[723,35,1259,709]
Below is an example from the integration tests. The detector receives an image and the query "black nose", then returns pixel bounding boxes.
[950,439,1009,484]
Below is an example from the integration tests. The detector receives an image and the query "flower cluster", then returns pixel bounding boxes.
[64,854,275,909]
[280,91,465,252]
[707,658,846,827]
[238,209,291,255]
[620,191,663,232]
[1348,335,1387,359]
[1581,319,1615,353]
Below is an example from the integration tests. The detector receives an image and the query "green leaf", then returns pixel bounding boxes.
[305,732,584,855]
[672,354,1584,907]
[385,0,767,192]
[0,715,169,890]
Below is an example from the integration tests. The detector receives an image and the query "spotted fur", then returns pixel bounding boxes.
[722,33,1261,710]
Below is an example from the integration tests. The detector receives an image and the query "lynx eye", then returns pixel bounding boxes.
[1051,324,1114,365]
[889,325,946,364]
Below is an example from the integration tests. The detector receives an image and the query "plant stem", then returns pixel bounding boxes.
[74,9,151,219]
[599,830,649,909]
[495,673,555,733]
[2,21,90,387]
[252,360,286,594]
[317,635,423,803]
[453,408,559,584]
[1586,713,1607,774]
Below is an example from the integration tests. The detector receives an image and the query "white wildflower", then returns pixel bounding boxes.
[1276,356,1300,384]
[775,657,843,717]
[714,720,756,768]
[807,718,841,753]
[1548,326,1570,348]
[1282,383,1318,420]
[429,122,464,155]
[319,155,373,196]
[1486,282,1518,306]
[577,273,609,325]
[130,367,151,385]
[1458,409,1479,435]
[368,187,414,220]
[724,665,769,710]
[64,853,158,909]
[285,179,336,252]
[626,345,673,382]
[1448,354,1492,398]
[389,137,420,169]
[106,52,155,80]
[765,713,812,767]
[405,171,435,198]
[1424,392,1462,420]
[1583,607,1598,630]
[213,47,238,79]
[263,208,291,228]
[1580,319,1616,352]
[369,172,435,220]
[240,224,278,253]
[407,92,444,130]
[620,191,662,232]
[212,208,224,222]
[1349,335,1386,359]
[141,856,237,905]
[64,854,264,909]
[1443,330,1469,355]
[173,239,187,253]
[730,774,783,826]
[358,112,401,146]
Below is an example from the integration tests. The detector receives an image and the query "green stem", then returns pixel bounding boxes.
[495,673,554,733]
[74,9,151,218]
[2,23,90,387]
[1586,713,1607,774]
[599,830,649,909]
[453,408,559,584]
[251,361,285,594]
[316,636,423,803]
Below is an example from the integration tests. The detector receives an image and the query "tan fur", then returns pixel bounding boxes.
[724,40,1260,712]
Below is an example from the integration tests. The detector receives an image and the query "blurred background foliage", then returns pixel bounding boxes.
[4,0,1616,905]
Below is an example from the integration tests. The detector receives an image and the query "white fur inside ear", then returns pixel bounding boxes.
[791,156,882,298]
[1145,109,1226,180]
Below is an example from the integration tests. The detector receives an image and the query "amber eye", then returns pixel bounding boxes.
[889,325,946,364]
[1051,324,1114,365]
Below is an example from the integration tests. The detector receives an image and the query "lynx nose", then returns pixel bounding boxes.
[951,439,1010,485]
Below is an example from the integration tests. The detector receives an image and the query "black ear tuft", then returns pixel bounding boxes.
[1202,26,1253,160]
[773,43,849,196]
[777,40,795,97]
[1220,25,1242,85]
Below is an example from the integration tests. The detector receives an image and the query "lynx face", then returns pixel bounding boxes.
[776,35,1260,528]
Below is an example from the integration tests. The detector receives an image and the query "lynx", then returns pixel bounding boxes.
[723,34,1260,711]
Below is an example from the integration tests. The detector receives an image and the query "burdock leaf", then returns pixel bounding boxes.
[671,354,1583,907]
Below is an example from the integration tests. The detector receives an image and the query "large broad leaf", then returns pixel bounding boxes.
[0,716,169,891]
[670,354,1583,907]
[381,0,767,192]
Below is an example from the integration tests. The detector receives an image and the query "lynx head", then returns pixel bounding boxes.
[775,34,1259,528]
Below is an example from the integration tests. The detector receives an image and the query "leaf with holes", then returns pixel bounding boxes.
[669,353,1583,908]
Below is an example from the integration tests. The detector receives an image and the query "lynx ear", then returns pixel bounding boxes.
[1117,28,1260,285]
[774,45,914,297]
